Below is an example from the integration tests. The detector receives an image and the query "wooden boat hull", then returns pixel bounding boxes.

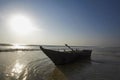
[40,46,92,65]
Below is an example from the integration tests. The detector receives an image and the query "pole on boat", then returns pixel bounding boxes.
[65,44,74,52]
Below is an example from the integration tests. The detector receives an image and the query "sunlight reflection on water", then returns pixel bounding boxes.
[11,60,25,79]
[12,44,26,49]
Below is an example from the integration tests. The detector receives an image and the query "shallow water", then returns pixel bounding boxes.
[0,45,120,80]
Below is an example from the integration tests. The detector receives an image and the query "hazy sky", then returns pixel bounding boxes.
[0,0,120,46]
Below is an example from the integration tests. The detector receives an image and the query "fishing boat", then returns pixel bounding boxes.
[40,44,92,65]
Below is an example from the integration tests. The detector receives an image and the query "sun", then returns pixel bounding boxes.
[8,14,35,35]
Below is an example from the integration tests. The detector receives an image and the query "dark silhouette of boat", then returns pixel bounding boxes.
[40,45,92,65]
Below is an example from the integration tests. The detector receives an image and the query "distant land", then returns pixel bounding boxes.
[0,43,120,48]
[0,43,13,46]
[0,43,97,47]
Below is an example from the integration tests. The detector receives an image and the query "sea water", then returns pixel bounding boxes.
[0,45,120,80]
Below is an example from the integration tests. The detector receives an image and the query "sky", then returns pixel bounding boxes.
[0,0,120,46]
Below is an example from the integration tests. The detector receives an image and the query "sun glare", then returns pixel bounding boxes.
[12,44,25,49]
[11,61,24,78]
[12,62,23,74]
[8,14,35,35]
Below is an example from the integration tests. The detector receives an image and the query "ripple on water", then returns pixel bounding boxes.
[5,58,67,80]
